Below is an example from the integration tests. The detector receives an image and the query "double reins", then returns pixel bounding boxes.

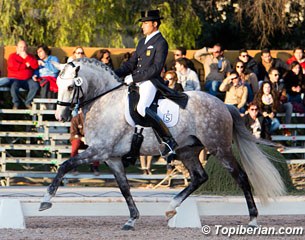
[57,62,124,116]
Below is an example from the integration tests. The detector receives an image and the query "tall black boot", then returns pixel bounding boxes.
[145,108,178,156]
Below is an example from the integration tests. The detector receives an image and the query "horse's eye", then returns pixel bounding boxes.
[68,86,74,91]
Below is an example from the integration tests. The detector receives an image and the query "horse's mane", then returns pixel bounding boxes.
[74,58,121,83]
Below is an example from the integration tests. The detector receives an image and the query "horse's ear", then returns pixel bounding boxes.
[52,61,65,71]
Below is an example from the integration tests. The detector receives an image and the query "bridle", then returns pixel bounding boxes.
[56,62,124,116]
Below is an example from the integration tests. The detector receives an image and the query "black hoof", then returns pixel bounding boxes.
[121,224,134,231]
[39,202,52,211]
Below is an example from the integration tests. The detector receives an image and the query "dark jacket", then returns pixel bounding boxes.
[257,58,288,81]
[234,56,259,76]
[115,32,168,85]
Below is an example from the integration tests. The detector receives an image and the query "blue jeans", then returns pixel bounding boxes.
[0,77,15,87]
[10,79,40,106]
[270,117,280,133]
[205,80,221,96]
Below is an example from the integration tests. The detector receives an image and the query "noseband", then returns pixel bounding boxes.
[57,62,124,116]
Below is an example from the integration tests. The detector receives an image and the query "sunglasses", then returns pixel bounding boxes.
[165,77,174,81]
[250,108,258,111]
[76,52,84,54]
[273,74,279,76]
[236,66,244,68]
[241,55,248,58]
[175,54,182,56]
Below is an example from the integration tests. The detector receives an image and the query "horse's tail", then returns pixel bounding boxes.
[227,105,286,204]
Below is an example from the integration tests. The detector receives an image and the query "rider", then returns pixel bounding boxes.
[115,9,178,158]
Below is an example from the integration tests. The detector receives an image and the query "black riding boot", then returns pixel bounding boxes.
[145,108,178,157]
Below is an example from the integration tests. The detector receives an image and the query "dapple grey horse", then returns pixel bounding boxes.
[39,58,285,230]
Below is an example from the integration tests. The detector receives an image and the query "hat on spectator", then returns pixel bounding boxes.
[139,10,163,22]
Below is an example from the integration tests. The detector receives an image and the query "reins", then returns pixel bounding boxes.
[57,61,124,116]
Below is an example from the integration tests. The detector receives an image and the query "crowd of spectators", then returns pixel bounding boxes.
[1,41,304,174]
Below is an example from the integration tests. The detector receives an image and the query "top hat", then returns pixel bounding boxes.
[138,10,163,22]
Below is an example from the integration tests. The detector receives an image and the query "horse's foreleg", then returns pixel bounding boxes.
[39,148,98,211]
[166,146,208,219]
[105,158,139,230]
[217,150,258,227]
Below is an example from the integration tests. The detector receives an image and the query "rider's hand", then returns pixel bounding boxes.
[124,74,133,85]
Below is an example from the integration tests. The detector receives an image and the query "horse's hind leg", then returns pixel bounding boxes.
[166,145,208,219]
[39,147,98,211]
[217,148,258,227]
[105,158,140,230]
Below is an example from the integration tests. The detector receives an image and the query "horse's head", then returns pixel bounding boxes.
[53,61,88,122]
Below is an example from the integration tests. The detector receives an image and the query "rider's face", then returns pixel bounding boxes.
[141,21,157,36]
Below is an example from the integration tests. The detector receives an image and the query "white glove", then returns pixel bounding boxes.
[124,74,133,85]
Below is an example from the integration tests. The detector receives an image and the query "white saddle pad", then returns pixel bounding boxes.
[125,98,179,128]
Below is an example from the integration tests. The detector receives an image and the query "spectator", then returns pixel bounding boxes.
[234,60,258,102]
[92,49,114,70]
[140,156,153,175]
[164,70,183,92]
[120,52,133,67]
[286,47,305,73]
[257,48,288,82]
[0,40,39,109]
[175,57,201,91]
[219,70,248,113]
[254,81,280,140]
[70,110,100,175]
[283,61,305,113]
[194,43,231,97]
[33,44,59,109]
[243,102,264,139]
[236,48,259,76]
[67,46,86,63]
[168,46,196,72]
[267,68,293,133]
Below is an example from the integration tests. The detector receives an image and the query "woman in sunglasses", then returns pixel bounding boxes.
[243,102,263,139]
[67,46,86,63]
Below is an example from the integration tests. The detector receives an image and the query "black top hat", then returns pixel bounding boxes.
[138,10,163,22]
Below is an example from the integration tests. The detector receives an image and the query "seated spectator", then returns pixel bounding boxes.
[33,45,59,109]
[219,71,248,113]
[67,46,86,63]
[164,70,183,92]
[254,81,280,140]
[175,57,201,91]
[267,68,293,135]
[283,61,305,113]
[243,102,264,139]
[0,40,39,109]
[120,52,133,67]
[194,43,231,97]
[286,47,305,73]
[234,60,258,102]
[70,109,100,175]
[235,48,259,76]
[257,48,288,82]
[92,49,114,70]
[168,46,196,72]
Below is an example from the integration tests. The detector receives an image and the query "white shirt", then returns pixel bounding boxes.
[144,30,160,44]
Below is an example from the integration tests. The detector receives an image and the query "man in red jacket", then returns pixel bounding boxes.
[0,40,39,109]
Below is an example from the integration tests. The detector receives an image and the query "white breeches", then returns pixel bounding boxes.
[137,80,157,117]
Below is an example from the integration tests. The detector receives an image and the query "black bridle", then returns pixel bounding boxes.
[57,62,124,116]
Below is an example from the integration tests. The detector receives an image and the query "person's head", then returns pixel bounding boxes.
[234,60,245,74]
[175,57,188,72]
[261,80,272,94]
[229,70,241,86]
[95,49,111,65]
[73,46,86,59]
[290,61,301,75]
[36,44,51,60]
[139,10,162,36]
[164,70,178,87]
[247,102,259,118]
[268,68,280,83]
[212,43,223,58]
[261,48,272,63]
[238,48,250,63]
[293,47,304,61]
[174,47,187,60]
[16,40,28,54]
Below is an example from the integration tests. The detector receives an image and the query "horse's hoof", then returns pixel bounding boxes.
[165,210,177,220]
[121,224,135,231]
[39,202,52,211]
[248,217,258,228]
